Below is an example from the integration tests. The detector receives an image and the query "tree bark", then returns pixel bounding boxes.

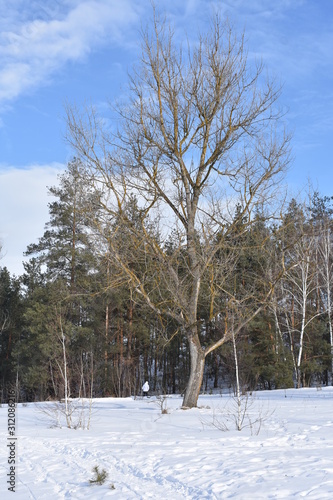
[182,331,205,408]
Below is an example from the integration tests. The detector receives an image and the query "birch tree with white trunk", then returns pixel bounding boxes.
[317,223,333,382]
[283,232,323,388]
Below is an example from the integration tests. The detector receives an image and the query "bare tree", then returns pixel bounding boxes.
[310,193,333,384]
[283,236,322,387]
[274,198,326,388]
[55,306,71,426]
[66,11,291,407]
[318,225,333,381]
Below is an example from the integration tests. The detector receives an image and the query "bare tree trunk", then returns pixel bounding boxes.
[79,354,86,398]
[231,315,242,431]
[182,331,205,408]
[326,287,333,383]
[104,259,110,394]
[57,311,71,428]
[320,227,333,383]
[297,278,308,388]
[49,360,58,398]
[286,314,297,381]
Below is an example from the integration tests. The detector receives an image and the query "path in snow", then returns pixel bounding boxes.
[1,389,333,498]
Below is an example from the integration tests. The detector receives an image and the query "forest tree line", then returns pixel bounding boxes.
[1,159,333,402]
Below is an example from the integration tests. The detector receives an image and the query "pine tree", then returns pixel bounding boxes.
[21,159,100,400]
[0,267,23,401]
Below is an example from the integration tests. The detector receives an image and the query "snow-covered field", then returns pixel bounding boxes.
[1,387,333,499]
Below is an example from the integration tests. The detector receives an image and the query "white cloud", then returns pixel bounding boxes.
[0,164,64,276]
[0,0,141,105]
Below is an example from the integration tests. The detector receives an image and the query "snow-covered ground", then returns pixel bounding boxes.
[1,388,333,499]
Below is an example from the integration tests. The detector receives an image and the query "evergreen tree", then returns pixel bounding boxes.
[21,159,100,400]
[0,267,23,401]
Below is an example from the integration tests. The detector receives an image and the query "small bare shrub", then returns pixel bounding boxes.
[200,394,273,435]
[155,395,169,415]
[36,398,94,429]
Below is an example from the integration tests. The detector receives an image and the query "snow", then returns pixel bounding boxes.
[1,388,333,499]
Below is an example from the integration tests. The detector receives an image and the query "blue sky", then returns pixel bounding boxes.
[0,0,333,276]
